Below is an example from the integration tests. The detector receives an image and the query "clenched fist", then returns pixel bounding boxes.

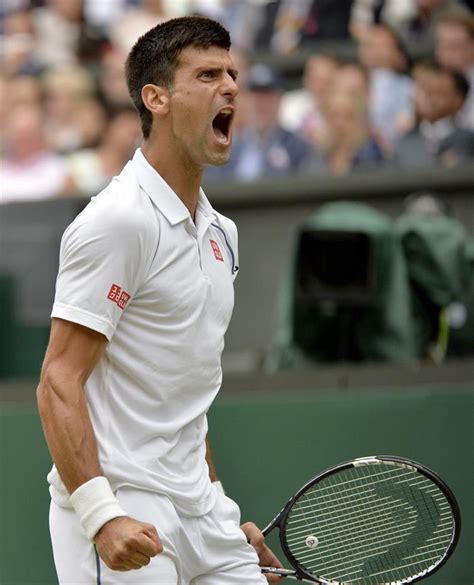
[94,516,163,571]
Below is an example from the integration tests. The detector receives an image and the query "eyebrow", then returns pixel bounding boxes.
[196,66,239,81]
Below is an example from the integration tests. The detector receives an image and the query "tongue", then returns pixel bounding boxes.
[213,126,227,142]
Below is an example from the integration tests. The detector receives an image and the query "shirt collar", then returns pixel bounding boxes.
[132,148,216,226]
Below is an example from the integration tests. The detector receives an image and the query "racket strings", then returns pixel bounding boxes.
[283,463,455,585]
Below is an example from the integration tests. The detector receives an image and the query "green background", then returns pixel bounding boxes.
[0,383,472,584]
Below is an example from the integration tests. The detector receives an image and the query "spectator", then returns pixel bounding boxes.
[42,65,105,153]
[205,64,316,183]
[314,89,385,175]
[66,106,141,197]
[351,0,415,39]
[98,42,134,109]
[358,23,414,153]
[1,7,39,76]
[8,74,44,110]
[279,54,340,146]
[436,11,474,128]
[253,0,354,54]
[31,0,84,68]
[1,104,71,204]
[395,62,474,166]
[397,0,471,46]
[332,61,370,97]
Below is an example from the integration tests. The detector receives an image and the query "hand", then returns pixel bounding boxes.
[241,522,284,583]
[94,516,163,571]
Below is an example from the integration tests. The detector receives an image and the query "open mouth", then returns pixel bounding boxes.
[212,108,233,144]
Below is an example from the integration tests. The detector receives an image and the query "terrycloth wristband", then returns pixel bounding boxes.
[69,476,127,541]
[213,480,225,495]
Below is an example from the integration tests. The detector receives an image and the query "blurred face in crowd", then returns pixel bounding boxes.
[436,22,474,74]
[415,68,464,121]
[430,71,465,118]
[324,91,369,145]
[103,110,142,155]
[5,105,47,160]
[249,88,281,133]
[332,64,369,98]
[9,76,43,109]
[358,27,406,72]
[303,56,339,100]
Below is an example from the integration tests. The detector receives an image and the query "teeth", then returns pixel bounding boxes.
[220,108,233,116]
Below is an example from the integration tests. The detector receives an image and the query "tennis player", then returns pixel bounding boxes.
[37,16,282,585]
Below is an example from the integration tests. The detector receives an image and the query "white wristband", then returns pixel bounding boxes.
[213,480,225,495]
[69,476,127,541]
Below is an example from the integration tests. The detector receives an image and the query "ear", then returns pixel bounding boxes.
[141,83,170,118]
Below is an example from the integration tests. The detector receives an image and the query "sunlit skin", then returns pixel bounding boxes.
[141,46,239,217]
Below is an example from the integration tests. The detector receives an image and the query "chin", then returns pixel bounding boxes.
[206,150,231,167]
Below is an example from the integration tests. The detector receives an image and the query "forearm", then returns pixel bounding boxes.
[205,436,219,482]
[37,366,102,494]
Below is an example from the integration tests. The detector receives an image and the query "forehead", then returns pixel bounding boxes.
[176,46,235,73]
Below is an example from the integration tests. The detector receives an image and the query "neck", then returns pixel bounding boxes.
[142,137,203,220]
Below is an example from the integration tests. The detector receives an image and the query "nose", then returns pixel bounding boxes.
[221,73,239,98]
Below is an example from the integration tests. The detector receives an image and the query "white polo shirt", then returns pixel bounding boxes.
[48,148,239,517]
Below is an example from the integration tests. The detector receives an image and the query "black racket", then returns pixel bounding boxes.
[260,456,460,584]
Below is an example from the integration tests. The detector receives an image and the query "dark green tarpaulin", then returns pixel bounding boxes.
[396,215,472,358]
[267,202,416,370]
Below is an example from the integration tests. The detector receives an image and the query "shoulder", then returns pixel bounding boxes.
[62,163,158,256]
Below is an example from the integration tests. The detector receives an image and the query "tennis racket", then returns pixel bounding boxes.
[260,455,460,584]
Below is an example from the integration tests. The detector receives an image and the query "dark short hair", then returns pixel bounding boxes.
[125,16,231,138]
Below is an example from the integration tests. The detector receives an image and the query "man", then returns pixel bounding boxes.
[357,24,414,152]
[435,10,474,129]
[206,63,316,182]
[395,61,474,167]
[37,16,282,584]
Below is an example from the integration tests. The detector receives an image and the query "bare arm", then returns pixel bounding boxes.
[37,318,161,571]
[205,436,219,482]
[37,318,106,492]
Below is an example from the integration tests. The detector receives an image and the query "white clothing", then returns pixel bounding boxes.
[1,152,68,204]
[48,148,239,518]
[50,485,267,584]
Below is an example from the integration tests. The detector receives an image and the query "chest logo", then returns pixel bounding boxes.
[107,283,131,310]
[210,239,224,262]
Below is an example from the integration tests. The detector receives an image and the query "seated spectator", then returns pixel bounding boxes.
[351,0,415,39]
[332,61,370,98]
[435,11,474,128]
[66,106,141,197]
[42,64,106,153]
[205,64,316,183]
[395,62,474,166]
[279,54,340,146]
[397,0,471,46]
[358,23,414,153]
[314,89,385,175]
[7,74,44,110]
[31,0,84,68]
[253,0,354,54]
[1,7,39,76]
[1,104,71,204]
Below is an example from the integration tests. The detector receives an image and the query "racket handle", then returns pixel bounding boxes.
[261,567,315,583]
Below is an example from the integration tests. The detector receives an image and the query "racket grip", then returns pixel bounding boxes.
[261,568,318,583]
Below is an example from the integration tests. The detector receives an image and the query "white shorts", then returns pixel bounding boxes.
[49,485,268,585]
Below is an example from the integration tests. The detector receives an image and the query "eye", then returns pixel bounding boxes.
[200,71,216,80]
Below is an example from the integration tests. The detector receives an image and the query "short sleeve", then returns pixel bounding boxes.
[51,205,148,341]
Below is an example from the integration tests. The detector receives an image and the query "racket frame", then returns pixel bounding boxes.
[262,455,461,585]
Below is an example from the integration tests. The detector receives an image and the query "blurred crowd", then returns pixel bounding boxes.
[1,0,473,204]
